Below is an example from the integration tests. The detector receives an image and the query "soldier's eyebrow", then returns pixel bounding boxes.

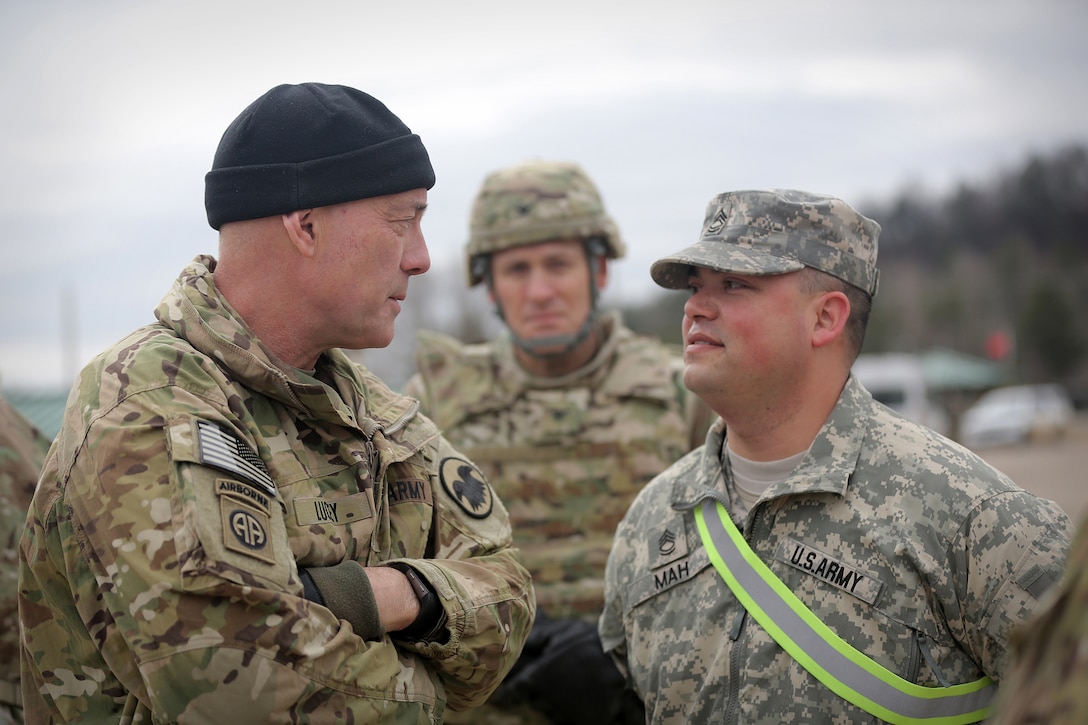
[379,195,428,219]
[397,202,428,218]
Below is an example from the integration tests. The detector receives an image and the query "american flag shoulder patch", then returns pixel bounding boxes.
[195,419,277,498]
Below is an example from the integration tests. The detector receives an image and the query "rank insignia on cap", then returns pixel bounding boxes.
[439,457,494,519]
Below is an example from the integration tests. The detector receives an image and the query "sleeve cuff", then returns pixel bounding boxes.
[304,560,385,641]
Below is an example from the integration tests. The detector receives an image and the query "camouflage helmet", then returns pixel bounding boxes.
[465,159,626,286]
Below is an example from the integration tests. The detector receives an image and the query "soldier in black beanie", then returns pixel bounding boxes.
[205,82,435,229]
[19,82,535,723]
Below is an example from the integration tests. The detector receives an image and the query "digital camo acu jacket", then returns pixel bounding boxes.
[987,508,1088,724]
[1,395,51,713]
[18,255,534,724]
[600,375,1072,724]
[405,313,713,621]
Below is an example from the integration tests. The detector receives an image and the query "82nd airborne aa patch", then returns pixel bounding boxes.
[217,478,275,565]
[439,457,494,519]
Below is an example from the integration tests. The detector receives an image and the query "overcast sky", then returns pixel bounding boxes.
[2,0,1086,390]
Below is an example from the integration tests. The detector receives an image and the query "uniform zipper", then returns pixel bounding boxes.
[723,505,766,725]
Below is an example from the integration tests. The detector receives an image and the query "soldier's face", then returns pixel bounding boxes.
[681,266,816,417]
[310,189,431,350]
[489,239,606,353]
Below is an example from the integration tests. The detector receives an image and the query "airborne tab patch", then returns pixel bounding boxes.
[215,478,271,513]
[439,457,493,519]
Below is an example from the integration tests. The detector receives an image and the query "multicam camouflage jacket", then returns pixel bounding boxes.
[405,313,713,622]
[600,376,1072,724]
[0,395,51,713]
[18,255,534,724]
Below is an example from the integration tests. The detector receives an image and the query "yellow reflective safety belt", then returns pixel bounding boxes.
[694,499,995,725]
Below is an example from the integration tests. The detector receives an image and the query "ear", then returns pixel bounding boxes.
[811,290,850,349]
[281,209,317,257]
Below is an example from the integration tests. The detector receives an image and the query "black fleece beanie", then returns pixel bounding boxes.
[204,82,436,230]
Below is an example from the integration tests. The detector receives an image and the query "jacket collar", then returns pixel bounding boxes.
[671,376,871,510]
[155,256,426,454]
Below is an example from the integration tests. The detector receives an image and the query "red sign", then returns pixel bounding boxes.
[985,330,1012,361]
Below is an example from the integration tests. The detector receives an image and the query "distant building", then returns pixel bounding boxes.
[852,349,1004,441]
[1,388,69,440]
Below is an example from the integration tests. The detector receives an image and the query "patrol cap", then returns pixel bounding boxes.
[650,189,880,296]
[205,82,435,230]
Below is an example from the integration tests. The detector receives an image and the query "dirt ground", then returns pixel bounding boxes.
[974,412,1088,524]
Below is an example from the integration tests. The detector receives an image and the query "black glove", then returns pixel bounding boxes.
[491,611,645,724]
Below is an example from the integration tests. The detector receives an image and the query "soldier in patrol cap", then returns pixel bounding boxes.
[0,394,51,724]
[405,159,713,724]
[18,82,534,723]
[599,188,1073,724]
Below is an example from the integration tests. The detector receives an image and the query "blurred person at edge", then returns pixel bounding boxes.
[18,82,534,724]
[0,394,51,724]
[599,188,1073,724]
[987,511,1088,724]
[404,159,713,725]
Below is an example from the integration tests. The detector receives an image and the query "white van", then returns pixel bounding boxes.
[851,353,950,437]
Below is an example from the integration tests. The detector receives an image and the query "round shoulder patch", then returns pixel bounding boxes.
[439,457,494,519]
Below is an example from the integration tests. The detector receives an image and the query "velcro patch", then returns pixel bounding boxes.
[630,547,712,608]
[197,420,276,498]
[215,477,272,513]
[388,478,431,506]
[295,493,373,526]
[1018,564,1059,600]
[775,538,883,605]
[439,457,493,519]
[647,516,689,570]
[221,497,275,564]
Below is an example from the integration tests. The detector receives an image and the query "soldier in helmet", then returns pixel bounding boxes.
[599,188,1072,724]
[404,159,713,724]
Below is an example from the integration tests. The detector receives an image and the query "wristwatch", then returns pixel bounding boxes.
[389,563,447,642]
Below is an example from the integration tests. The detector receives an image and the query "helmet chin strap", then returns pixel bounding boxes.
[508,308,599,359]
[489,242,605,360]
